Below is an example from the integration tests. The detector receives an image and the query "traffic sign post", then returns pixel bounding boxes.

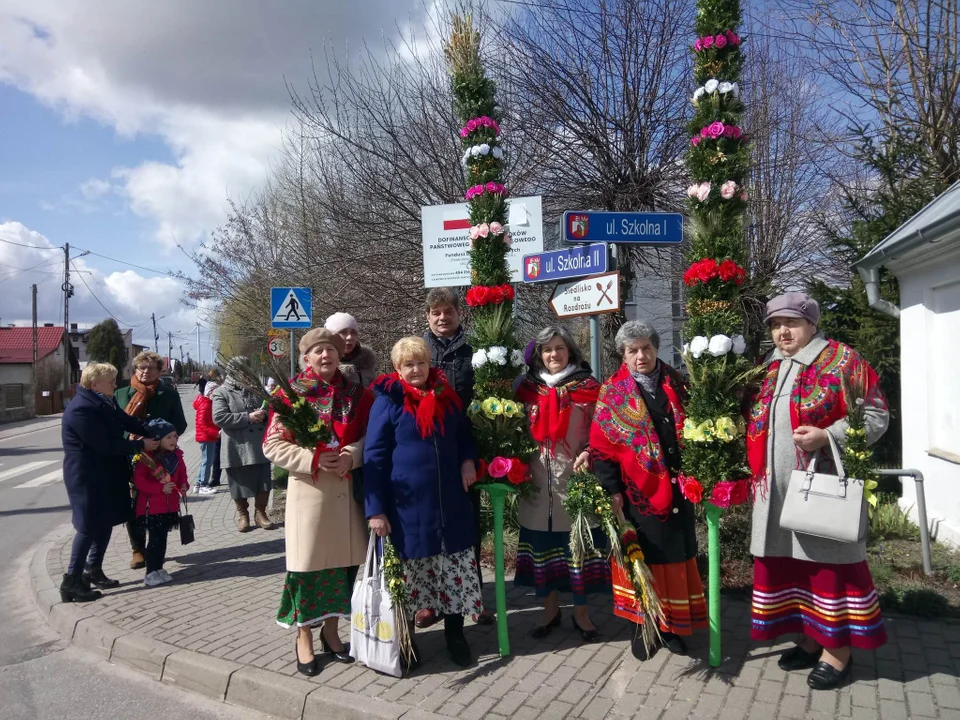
[522,243,608,283]
[271,287,312,379]
[549,271,621,380]
[267,336,287,359]
[563,211,683,245]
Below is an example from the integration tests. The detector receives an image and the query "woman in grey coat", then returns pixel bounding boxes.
[212,358,274,532]
[747,293,889,691]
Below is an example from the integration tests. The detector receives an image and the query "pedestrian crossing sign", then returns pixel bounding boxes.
[270,287,312,329]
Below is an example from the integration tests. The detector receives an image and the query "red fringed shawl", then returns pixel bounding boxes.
[372,368,462,439]
[516,371,600,454]
[266,366,373,449]
[589,362,686,516]
[746,340,886,491]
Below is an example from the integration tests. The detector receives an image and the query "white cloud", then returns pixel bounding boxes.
[0,1,434,250]
[78,178,112,199]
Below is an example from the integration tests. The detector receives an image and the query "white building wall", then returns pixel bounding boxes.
[894,239,960,548]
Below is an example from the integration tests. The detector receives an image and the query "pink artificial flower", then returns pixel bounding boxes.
[686,184,699,198]
[711,481,736,509]
[490,221,503,235]
[469,226,480,240]
[731,126,742,139]
[486,181,497,192]
[690,136,701,147]
[702,35,714,49]
[700,127,709,138]
[708,121,725,138]
[469,237,475,249]
[720,180,737,199]
[693,38,703,52]
[722,125,734,138]
[493,121,501,135]
[467,118,479,132]
[740,191,749,201]
[460,128,469,138]
[696,182,711,202]
[726,30,741,46]
[478,223,490,238]
[715,34,727,49]
[488,456,512,479]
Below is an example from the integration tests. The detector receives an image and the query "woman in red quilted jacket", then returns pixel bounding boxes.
[193,383,221,495]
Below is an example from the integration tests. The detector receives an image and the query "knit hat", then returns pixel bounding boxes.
[765,292,820,326]
[325,312,359,335]
[299,327,345,357]
[146,418,177,440]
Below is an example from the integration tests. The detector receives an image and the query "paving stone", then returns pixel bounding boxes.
[878,700,908,720]
[526,682,562,709]
[808,690,837,714]
[747,701,777,720]
[879,677,906,702]
[577,661,609,684]
[541,699,575,720]
[754,680,782,704]
[934,683,960,709]
[723,687,753,711]
[658,701,693,720]
[494,690,529,716]
[777,693,807,719]
[580,697,615,720]
[691,694,721,719]
[459,695,498,720]
[905,690,937,718]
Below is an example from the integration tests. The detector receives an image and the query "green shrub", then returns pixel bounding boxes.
[944,565,960,584]
[870,501,920,541]
[879,585,949,618]
[272,466,289,490]
[869,561,895,587]
[718,503,753,560]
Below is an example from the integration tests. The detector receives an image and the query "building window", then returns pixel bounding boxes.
[2,384,25,410]
[928,279,960,456]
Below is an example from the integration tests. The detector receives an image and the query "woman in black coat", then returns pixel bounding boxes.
[61,363,158,602]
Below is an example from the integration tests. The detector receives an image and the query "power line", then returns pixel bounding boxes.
[71,246,174,277]
[0,237,63,251]
[70,260,132,327]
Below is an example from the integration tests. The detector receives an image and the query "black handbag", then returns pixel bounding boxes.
[179,494,196,545]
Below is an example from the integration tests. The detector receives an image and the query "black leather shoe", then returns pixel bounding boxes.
[531,608,562,639]
[660,632,687,655]
[295,640,319,677]
[778,644,822,671]
[83,565,120,590]
[571,616,600,643]
[319,627,354,664]
[445,632,472,667]
[807,659,852,690]
[59,573,102,603]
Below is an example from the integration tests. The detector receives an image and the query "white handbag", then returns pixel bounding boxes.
[349,533,402,677]
[779,432,868,544]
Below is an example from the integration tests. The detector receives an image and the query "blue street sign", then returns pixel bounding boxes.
[522,243,607,284]
[271,287,313,329]
[563,211,683,244]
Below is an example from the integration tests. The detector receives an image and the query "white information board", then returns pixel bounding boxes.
[421,195,544,288]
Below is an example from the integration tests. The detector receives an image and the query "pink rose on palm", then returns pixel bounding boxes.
[720,181,737,199]
[478,223,490,238]
[467,119,479,132]
[694,38,703,51]
[702,35,714,49]
[460,128,469,138]
[691,136,701,147]
[488,456,513,479]
[490,221,503,235]
[696,182,711,202]
[715,34,727,49]
[687,184,699,198]
[726,30,741,45]
[469,226,480,240]
[708,121,725,138]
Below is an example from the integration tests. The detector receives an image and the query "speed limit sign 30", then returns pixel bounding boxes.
[267,336,287,358]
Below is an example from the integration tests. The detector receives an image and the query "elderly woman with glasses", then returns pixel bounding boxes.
[115,350,188,570]
[589,320,705,659]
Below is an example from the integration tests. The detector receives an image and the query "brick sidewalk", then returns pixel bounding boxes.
[32,403,960,719]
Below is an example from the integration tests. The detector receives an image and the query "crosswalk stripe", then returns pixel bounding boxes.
[14,469,63,489]
[0,460,59,483]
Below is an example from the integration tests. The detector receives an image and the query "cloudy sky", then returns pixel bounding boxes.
[0,0,434,356]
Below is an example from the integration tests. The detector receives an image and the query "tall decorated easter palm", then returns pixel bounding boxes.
[444,13,535,657]
[681,0,754,666]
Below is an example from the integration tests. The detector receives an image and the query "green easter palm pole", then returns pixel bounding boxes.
[485,483,514,656]
[706,504,722,667]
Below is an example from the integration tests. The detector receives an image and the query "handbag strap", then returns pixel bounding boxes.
[803,431,847,480]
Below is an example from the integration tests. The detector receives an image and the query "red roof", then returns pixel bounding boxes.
[0,327,67,364]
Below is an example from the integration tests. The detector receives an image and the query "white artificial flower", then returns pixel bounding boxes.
[462,150,471,166]
[718,81,733,94]
[682,343,690,356]
[690,336,709,359]
[731,82,740,96]
[472,348,488,369]
[704,79,719,94]
[693,87,705,101]
[487,346,508,365]
[731,335,747,355]
[492,147,504,160]
[708,334,733,357]
[510,349,525,367]
[478,143,491,155]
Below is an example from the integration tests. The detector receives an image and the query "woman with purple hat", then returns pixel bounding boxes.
[747,292,889,690]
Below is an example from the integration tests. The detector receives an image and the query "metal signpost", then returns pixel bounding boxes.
[270,287,312,378]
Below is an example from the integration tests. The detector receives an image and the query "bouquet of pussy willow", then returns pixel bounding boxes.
[382,537,415,666]
[563,471,665,655]
[841,369,880,517]
[220,358,334,452]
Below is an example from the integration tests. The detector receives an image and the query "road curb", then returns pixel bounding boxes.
[28,525,455,720]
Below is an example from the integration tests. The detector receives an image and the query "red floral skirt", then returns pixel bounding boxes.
[751,556,886,650]
[612,558,706,635]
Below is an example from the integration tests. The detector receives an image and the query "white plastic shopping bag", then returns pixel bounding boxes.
[349,533,402,677]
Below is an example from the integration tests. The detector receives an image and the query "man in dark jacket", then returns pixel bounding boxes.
[419,288,492,627]
[114,350,189,569]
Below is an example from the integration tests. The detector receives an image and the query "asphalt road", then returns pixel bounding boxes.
[0,392,278,720]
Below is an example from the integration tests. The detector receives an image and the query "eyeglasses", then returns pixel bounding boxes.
[136,366,157,372]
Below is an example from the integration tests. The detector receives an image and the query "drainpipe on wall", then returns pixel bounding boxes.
[856,266,901,319]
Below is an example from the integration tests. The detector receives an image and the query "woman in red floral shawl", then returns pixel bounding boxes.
[589,321,706,660]
[747,293,889,691]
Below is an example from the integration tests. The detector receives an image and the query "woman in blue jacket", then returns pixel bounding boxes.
[61,363,158,602]
[364,336,479,669]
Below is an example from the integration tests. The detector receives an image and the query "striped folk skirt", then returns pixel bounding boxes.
[514,527,611,605]
[751,557,887,650]
[612,557,707,635]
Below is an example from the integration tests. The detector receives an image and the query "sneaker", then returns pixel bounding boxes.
[158,569,173,583]
[193,484,203,495]
[200,486,217,495]
[144,571,164,587]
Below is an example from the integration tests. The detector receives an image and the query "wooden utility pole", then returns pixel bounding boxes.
[151,313,158,353]
[62,243,73,390]
[31,284,38,384]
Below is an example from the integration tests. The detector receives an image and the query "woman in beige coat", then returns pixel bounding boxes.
[263,328,373,677]
[515,326,608,642]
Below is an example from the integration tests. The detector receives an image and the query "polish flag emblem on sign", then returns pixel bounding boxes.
[525,255,541,279]
[443,211,472,231]
[569,214,589,239]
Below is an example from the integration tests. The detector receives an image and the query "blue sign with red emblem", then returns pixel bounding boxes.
[522,243,607,284]
[562,211,683,245]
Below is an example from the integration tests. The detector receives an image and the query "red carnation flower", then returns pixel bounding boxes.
[718,259,740,282]
[730,480,750,506]
[477,458,488,479]
[683,266,698,286]
[696,259,719,282]
[680,476,704,504]
[507,459,528,485]
[489,286,505,304]
[502,284,515,300]
[473,286,491,305]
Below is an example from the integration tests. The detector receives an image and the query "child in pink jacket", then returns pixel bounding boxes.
[134,419,189,587]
